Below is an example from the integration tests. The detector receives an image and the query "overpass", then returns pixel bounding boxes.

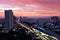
[16,20,60,40]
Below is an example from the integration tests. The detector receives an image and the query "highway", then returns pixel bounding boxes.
[16,21,58,40]
[16,21,34,33]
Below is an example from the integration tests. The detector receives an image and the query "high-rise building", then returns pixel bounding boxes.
[2,10,14,32]
[51,16,59,23]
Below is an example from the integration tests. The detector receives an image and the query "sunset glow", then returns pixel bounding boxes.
[0,0,60,18]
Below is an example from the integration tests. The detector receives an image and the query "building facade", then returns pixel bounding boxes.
[3,10,14,32]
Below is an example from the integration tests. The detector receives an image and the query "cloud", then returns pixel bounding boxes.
[0,0,60,15]
[42,0,58,2]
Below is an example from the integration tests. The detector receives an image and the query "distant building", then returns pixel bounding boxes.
[51,16,59,23]
[3,10,14,32]
[19,16,23,22]
[0,19,5,31]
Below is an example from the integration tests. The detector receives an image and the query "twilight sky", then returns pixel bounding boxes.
[0,0,60,18]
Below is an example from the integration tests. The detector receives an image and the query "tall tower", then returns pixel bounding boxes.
[3,10,14,32]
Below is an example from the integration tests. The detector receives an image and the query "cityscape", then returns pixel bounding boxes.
[0,0,60,40]
[0,10,60,40]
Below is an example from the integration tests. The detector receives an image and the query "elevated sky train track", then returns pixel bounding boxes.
[16,20,60,40]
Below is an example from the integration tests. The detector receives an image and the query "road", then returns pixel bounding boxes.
[16,20,58,40]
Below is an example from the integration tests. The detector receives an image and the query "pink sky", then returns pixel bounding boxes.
[0,0,60,18]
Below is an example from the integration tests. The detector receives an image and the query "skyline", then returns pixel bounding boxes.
[0,0,60,18]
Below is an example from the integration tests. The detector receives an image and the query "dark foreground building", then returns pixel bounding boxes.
[2,10,14,33]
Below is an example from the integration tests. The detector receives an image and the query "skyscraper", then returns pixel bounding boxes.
[3,10,14,32]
